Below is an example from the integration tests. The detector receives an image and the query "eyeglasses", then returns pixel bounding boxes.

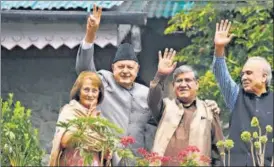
[174,78,196,84]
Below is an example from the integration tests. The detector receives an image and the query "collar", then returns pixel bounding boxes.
[69,99,89,112]
[176,98,197,108]
[243,87,270,98]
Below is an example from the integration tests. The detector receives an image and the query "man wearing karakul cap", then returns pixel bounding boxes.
[74,5,221,166]
[75,5,155,166]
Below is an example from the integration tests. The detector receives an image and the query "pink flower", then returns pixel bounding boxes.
[143,152,161,163]
[200,155,211,164]
[178,150,188,159]
[148,155,161,163]
[120,136,136,147]
[161,156,172,163]
[137,148,148,156]
[186,145,200,153]
[177,146,211,166]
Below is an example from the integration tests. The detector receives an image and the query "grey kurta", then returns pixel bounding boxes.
[75,44,157,165]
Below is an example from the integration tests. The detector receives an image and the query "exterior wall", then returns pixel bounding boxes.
[1,18,190,163]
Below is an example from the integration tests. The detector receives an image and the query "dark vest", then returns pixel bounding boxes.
[228,88,273,166]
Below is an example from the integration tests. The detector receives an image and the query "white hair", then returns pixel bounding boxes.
[246,56,272,87]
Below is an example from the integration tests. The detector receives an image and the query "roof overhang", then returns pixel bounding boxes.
[1,22,133,50]
[1,10,147,26]
[1,10,145,50]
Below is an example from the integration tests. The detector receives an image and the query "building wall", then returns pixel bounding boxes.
[1,18,190,160]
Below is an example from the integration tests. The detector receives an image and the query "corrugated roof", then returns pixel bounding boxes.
[1,1,124,11]
[117,0,198,18]
[1,1,204,18]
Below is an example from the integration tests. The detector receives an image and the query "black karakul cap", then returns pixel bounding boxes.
[112,43,139,64]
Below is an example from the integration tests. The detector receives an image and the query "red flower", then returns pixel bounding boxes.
[200,155,211,164]
[161,156,171,163]
[120,136,136,147]
[186,145,200,153]
[137,148,148,156]
[178,150,188,159]
[143,152,160,163]
[148,154,161,163]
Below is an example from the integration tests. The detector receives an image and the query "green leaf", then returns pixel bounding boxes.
[164,1,273,136]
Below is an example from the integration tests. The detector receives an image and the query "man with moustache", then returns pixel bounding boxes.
[148,48,224,166]
[212,19,273,166]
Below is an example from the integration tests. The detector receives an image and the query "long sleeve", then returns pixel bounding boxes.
[147,73,167,123]
[212,56,240,111]
[75,40,96,75]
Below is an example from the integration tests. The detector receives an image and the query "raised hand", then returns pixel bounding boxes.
[87,100,100,117]
[74,100,100,117]
[214,20,235,56]
[214,20,234,47]
[85,4,102,43]
[157,48,177,75]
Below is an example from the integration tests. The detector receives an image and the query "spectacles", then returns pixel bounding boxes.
[175,78,196,84]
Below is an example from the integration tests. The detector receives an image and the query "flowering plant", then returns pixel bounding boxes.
[117,136,136,166]
[216,139,234,166]
[240,116,273,166]
[177,146,211,166]
[135,146,210,166]
[136,148,171,166]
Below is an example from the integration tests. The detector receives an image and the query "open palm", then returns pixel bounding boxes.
[214,20,234,47]
[158,48,177,75]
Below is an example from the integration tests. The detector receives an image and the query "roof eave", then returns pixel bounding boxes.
[1,10,147,26]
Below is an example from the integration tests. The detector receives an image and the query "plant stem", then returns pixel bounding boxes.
[228,150,230,167]
[258,127,262,154]
[223,152,226,167]
[250,141,256,166]
[256,149,261,166]
[261,142,266,166]
[101,148,105,166]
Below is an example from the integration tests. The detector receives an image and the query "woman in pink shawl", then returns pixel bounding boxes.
[49,71,107,166]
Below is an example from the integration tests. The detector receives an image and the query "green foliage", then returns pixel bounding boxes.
[1,93,44,166]
[165,1,273,128]
[57,115,124,165]
[136,157,150,167]
[117,148,135,166]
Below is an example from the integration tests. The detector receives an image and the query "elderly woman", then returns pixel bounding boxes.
[49,71,106,166]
